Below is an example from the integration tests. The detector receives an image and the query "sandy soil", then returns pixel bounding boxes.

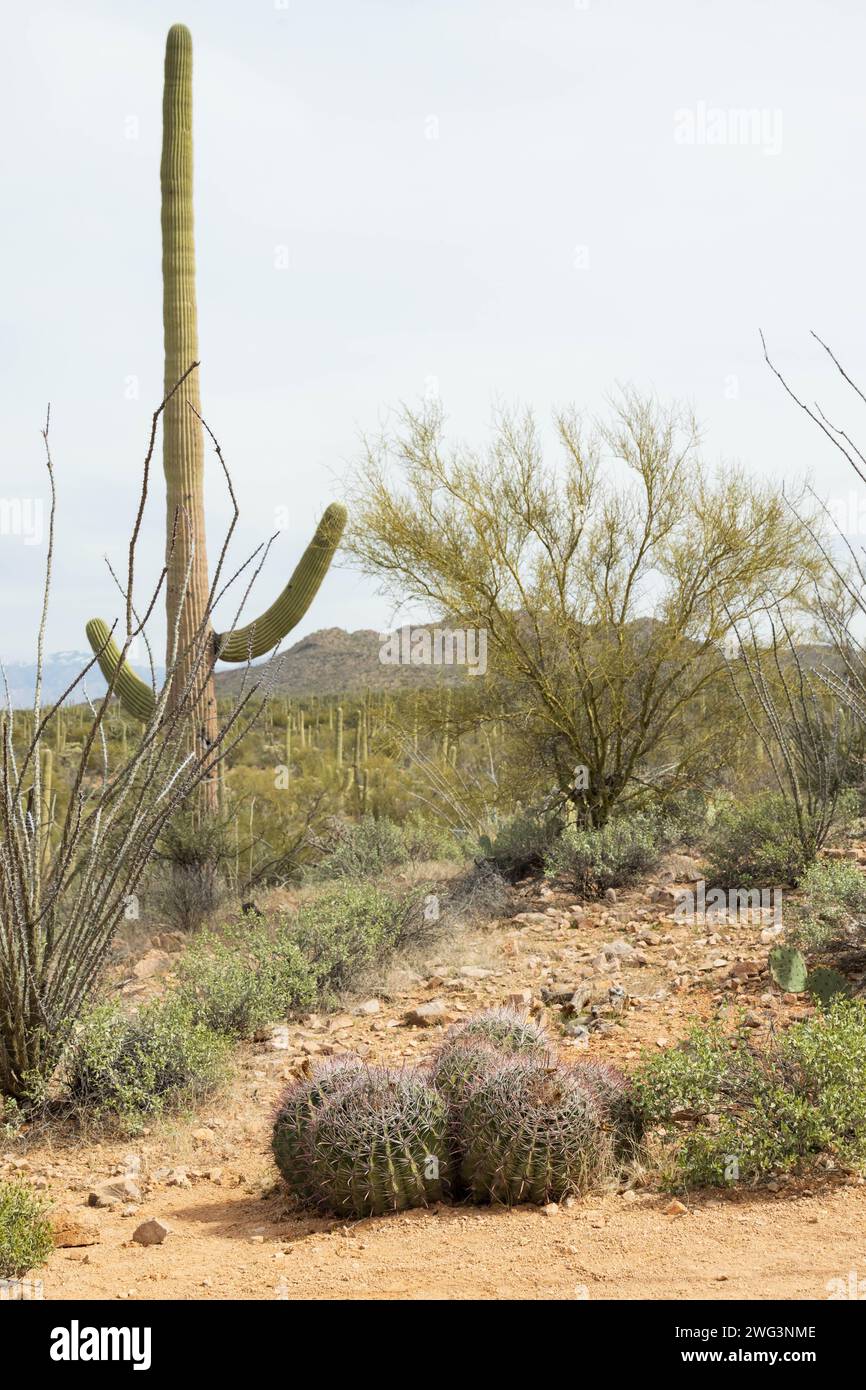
[7,861,866,1301]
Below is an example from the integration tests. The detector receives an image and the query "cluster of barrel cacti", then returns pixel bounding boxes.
[272,1008,641,1216]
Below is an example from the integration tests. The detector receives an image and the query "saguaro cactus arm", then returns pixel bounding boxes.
[215,502,347,663]
[85,619,157,722]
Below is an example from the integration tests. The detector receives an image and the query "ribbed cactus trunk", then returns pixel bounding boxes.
[161,24,218,807]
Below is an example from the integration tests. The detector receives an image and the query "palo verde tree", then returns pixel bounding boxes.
[86,25,345,807]
[347,391,823,826]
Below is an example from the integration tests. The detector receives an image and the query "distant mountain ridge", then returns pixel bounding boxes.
[216,627,471,698]
[1,627,469,707]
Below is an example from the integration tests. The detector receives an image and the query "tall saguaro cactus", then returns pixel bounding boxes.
[87,25,346,786]
[160,24,216,751]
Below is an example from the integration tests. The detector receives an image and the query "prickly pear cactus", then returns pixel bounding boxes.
[805,966,852,1008]
[457,1055,612,1205]
[769,944,808,994]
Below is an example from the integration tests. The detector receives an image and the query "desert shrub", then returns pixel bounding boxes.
[798,857,866,918]
[544,813,664,896]
[444,860,510,921]
[651,789,713,848]
[176,919,316,1037]
[702,793,813,889]
[66,997,230,1129]
[273,1064,452,1216]
[153,813,231,933]
[478,810,561,880]
[313,815,408,880]
[0,1181,53,1281]
[786,856,866,952]
[634,1001,866,1187]
[293,881,436,1002]
[456,1054,613,1204]
[178,882,436,1037]
[400,812,463,864]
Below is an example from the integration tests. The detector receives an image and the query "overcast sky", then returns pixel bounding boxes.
[2,0,865,662]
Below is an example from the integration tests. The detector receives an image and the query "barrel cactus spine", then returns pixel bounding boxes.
[309,1069,451,1217]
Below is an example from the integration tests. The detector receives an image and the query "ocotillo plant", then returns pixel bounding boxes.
[86,25,345,806]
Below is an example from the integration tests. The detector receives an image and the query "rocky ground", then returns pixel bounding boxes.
[5,853,866,1301]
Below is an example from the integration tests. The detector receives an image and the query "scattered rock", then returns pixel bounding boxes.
[354,999,380,1016]
[133,1219,170,1247]
[132,949,171,981]
[664,1199,688,1216]
[506,990,533,1008]
[51,1208,100,1248]
[88,1178,141,1208]
[403,999,449,1027]
[608,984,627,1012]
[760,924,785,944]
[150,931,185,953]
[651,886,679,906]
[541,984,580,1005]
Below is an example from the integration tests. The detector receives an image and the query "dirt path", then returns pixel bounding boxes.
[10,864,866,1301]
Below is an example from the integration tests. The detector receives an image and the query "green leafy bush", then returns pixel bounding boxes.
[313,813,461,880]
[544,814,664,896]
[652,790,714,849]
[702,793,813,889]
[798,857,866,919]
[66,997,231,1129]
[314,815,408,879]
[294,881,434,1001]
[0,1181,53,1281]
[177,919,316,1037]
[177,882,436,1039]
[478,810,561,880]
[634,1001,866,1187]
[400,813,463,864]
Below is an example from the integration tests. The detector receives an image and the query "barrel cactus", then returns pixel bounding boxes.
[457,1054,613,1205]
[429,1035,507,1108]
[441,1006,549,1057]
[575,1059,644,1155]
[274,1065,452,1217]
[272,1058,366,1199]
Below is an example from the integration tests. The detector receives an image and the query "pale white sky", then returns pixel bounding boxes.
[2,0,866,661]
